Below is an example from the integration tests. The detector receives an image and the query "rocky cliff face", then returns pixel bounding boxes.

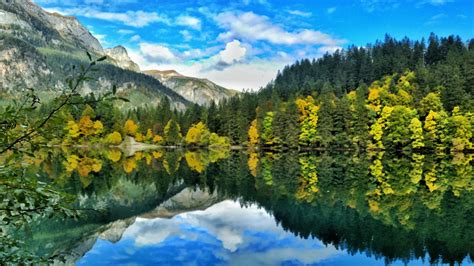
[0,0,232,108]
[0,0,190,109]
[0,37,51,95]
[144,70,237,106]
[0,0,103,53]
[105,45,140,72]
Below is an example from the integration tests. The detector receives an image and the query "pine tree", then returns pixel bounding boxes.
[164,119,183,145]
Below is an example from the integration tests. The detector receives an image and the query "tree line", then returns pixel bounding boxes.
[202,33,473,151]
[3,34,472,153]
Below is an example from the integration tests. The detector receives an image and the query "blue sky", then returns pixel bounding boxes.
[34,0,474,90]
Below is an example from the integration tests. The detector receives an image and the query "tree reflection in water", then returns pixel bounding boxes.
[3,148,473,265]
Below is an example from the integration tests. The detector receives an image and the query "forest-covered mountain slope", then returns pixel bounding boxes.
[0,0,190,108]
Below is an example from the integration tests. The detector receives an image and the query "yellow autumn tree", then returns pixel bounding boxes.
[449,107,473,152]
[123,157,138,173]
[408,118,424,149]
[135,133,144,142]
[424,110,448,151]
[367,86,382,113]
[64,155,102,183]
[106,150,122,162]
[153,135,164,144]
[185,122,210,146]
[66,121,80,138]
[124,119,138,136]
[93,121,104,134]
[78,116,94,137]
[368,106,394,149]
[145,129,154,142]
[295,96,320,146]
[248,152,259,177]
[105,131,123,145]
[185,151,206,173]
[248,119,259,146]
[65,116,103,139]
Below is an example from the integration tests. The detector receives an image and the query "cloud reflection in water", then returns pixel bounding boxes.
[78,200,396,265]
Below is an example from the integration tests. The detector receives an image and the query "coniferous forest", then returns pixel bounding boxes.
[15,34,471,153]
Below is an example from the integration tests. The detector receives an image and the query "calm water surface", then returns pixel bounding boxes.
[8,149,474,265]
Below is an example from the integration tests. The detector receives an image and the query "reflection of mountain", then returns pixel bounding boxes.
[11,150,474,265]
[141,188,222,219]
[20,186,223,264]
[80,200,347,265]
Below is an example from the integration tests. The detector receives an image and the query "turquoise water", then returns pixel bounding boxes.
[6,150,474,265]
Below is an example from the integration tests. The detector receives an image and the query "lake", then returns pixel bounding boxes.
[4,149,474,265]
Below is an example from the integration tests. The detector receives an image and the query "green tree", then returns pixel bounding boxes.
[164,119,183,145]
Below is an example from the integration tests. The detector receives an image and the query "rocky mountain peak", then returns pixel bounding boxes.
[144,70,237,106]
[105,45,140,72]
[0,0,103,53]
[144,70,183,82]
[106,45,127,55]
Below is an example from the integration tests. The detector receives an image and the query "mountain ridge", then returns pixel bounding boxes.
[0,0,234,108]
[144,69,237,105]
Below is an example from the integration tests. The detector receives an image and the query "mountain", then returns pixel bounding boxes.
[144,70,238,106]
[105,45,140,72]
[0,0,236,108]
[0,0,102,53]
[0,0,189,109]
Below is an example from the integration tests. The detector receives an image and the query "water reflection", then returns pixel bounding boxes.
[2,149,473,265]
[78,200,385,266]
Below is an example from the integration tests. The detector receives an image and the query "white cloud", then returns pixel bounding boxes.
[44,7,170,27]
[215,11,344,46]
[288,10,312,17]
[204,59,285,90]
[182,48,202,58]
[176,15,202,30]
[130,34,141,42]
[117,29,134,35]
[317,45,342,54]
[128,41,284,91]
[179,30,192,41]
[219,40,247,64]
[139,42,176,62]
[327,7,337,14]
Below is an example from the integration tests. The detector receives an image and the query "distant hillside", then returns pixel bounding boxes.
[144,70,237,106]
[0,0,189,109]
